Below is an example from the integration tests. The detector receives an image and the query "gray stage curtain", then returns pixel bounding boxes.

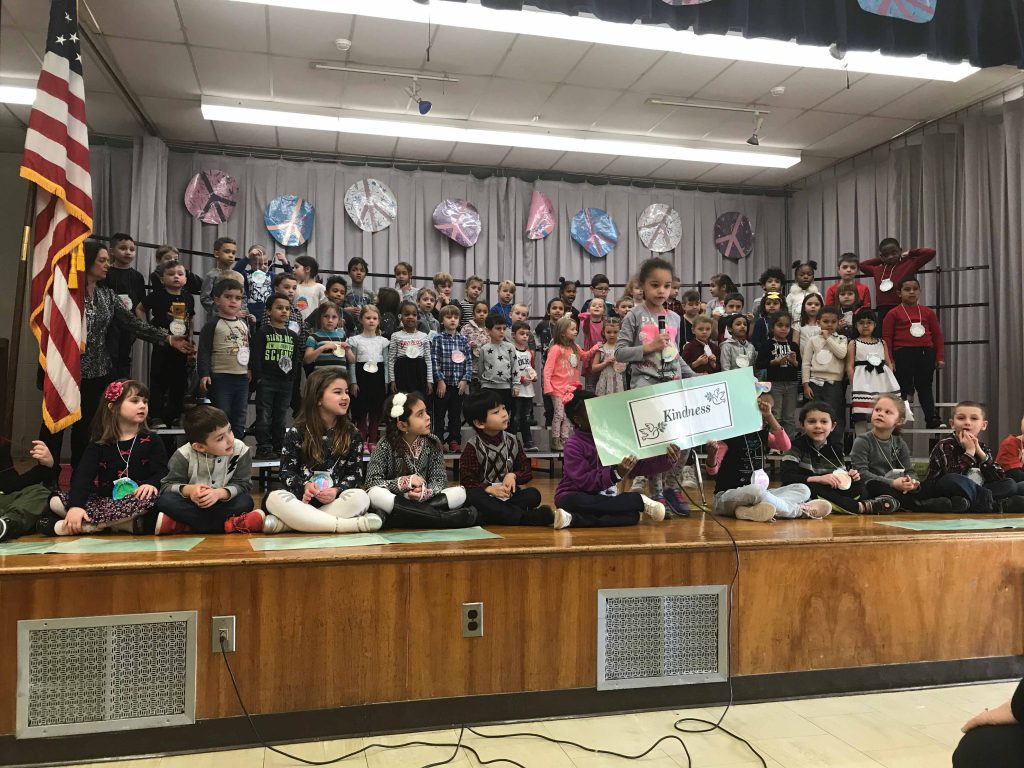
[789,101,1023,438]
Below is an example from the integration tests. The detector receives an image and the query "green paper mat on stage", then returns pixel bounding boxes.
[877,518,1024,531]
[250,526,502,551]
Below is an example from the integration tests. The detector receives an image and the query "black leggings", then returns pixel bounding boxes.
[953,725,1024,767]
[806,480,865,515]
[893,346,937,424]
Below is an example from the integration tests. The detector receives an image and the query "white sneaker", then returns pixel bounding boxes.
[800,499,833,519]
[261,514,290,534]
[629,476,647,495]
[149,419,167,429]
[681,465,699,490]
[734,502,776,522]
[54,519,68,536]
[553,508,572,529]
[0,517,7,542]
[357,513,384,533]
[639,494,666,522]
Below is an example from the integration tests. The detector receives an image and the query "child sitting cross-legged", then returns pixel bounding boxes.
[996,415,1024,483]
[458,391,555,526]
[551,390,675,529]
[850,394,969,514]
[922,401,1024,513]
[782,401,900,515]
[154,405,262,535]
[706,391,830,522]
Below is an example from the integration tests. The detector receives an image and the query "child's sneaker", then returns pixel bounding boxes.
[553,508,572,529]
[998,496,1024,514]
[448,440,461,453]
[356,513,384,533]
[224,510,266,534]
[680,465,699,490]
[0,517,8,542]
[734,502,776,522]
[799,499,833,519]
[628,476,647,495]
[859,495,900,515]
[660,489,691,518]
[524,443,540,452]
[149,418,167,429]
[154,512,192,536]
[262,514,290,534]
[639,494,666,522]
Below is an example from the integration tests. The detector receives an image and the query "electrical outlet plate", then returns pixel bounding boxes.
[211,615,236,653]
[461,602,483,638]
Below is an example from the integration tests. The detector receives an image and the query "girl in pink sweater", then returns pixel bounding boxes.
[543,315,590,450]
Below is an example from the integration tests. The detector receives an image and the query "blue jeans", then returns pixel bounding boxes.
[255,377,292,451]
[210,373,249,442]
[714,483,811,519]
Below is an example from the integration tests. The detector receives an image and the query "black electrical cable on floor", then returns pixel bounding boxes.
[217,481,767,767]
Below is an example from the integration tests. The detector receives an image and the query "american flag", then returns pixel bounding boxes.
[19,0,93,433]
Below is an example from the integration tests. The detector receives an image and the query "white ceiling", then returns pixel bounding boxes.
[2,0,1023,186]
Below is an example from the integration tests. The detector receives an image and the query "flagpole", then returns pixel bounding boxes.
[4,186,37,439]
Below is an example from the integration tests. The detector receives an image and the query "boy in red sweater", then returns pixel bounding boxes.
[825,252,872,308]
[996,416,1024,482]
[882,277,944,429]
[860,238,935,324]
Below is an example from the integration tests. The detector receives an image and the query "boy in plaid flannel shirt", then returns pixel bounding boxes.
[430,304,472,451]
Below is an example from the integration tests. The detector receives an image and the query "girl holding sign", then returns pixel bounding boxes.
[553,390,677,529]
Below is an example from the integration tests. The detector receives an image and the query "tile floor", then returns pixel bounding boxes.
[71,681,1017,768]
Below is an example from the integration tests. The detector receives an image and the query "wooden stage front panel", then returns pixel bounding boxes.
[2,498,1023,736]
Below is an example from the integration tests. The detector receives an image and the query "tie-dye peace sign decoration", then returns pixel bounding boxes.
[570,208,618,259]
[526,190,555,240]
[714,212,755,261]
[432,199,482,247]
[344,178,397,233]
[184,170,238,225]
[857,0,936,23]
[638,203,682,253]
[264,195,315,247]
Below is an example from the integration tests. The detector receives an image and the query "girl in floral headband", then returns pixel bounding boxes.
[364,391,477,529]
[39,379,168,536]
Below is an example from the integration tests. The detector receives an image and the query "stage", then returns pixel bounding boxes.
[2,480,1023,764]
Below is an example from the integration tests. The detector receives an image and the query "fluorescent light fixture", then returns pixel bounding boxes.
[228,0,978,82]
[0,85,36,105]
[202,100,801,168]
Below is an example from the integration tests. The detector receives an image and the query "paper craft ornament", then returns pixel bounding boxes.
[344,178,397,233]
[432,199,481,247]
[184,170,238,225]
[570,207,618,259]
[526,190,555,240]
[857,0,936,23]
[264,195,315,247]
[638,203,682,252]
[714,212,754,261]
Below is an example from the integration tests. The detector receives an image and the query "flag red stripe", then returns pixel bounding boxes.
[21,149,91,216]
[25,108,90,170]
[35,69,87,124]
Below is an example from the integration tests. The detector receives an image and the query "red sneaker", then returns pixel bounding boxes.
[224,509,266,534]
[448,440,461,453]
[154,512,192,536]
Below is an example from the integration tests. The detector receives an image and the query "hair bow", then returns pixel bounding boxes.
[390,392,408,419]
[104,380,125,403]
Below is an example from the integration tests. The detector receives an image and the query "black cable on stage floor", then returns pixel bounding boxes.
[217,482,768,767]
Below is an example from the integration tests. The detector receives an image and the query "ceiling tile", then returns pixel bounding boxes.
[652,159,718,182]
[814,75,923,116]
[192,48,272,100]
[765,110,862,150]
[85,91,145,136]
[268,8,354,58]
[340,71,413,113]
[601,156,668,178]
[535,84,622,130]
[693,61,801,103]
[695,164,761,185]
[701,105,803,144]
[277,127,338,153]
[630,53,731,98]
[270,57,344,107]
[336,134,398,157]
[83,50,120,94]
[1,0,51,30]
[648,106,743,141]
[211,121,280,148]
[85,0,183,42]
[765,69,867,110]
[423,26,511,76]
[501,146,562,170]
[346,16,432,70]
[590,91,678,135]
[2,104,29,126]
[563,47,663,90]
[548,152,614,175]
[447,143,511,166]
[177,0,266,53]
[469,78,557,124]
[141,96,216,142]
[879,68,1024,121]
[806,115,919,157]
[0,24,43,77]
[106,38,199,99]
[0,106,23,127]
[494,36,591,83]
[409,75,489,121]
[394,138,456,162]
[0,125,28,152]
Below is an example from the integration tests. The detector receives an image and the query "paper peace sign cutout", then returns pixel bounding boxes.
[638,204,682,252]
[184,170,238,225]
[571,208,618,259]
[344,178,397,233]
[526,190,555,240]
[432,199,481,247]
[714,212,754,261]
[857,0,936,23]
[264,195,315,247]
